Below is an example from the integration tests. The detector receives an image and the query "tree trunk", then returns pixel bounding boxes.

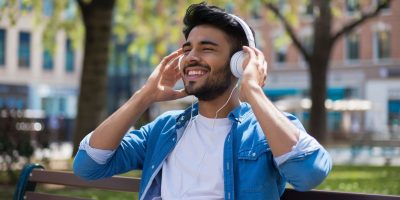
[266,0,389,143]
[72,0,115,155]
[309,60,328,142]
[306,0,332,143]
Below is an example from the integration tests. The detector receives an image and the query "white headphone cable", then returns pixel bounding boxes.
[213,84,238,129]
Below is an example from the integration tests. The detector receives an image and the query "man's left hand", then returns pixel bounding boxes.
[239,46,268,101]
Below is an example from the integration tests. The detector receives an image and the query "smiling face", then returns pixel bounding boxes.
[181,25,234,101]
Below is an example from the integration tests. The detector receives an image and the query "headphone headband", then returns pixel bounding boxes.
[228,14,256,48]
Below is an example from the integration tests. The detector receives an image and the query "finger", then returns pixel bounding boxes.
[178,55,184,70]
[263,61,268,74]
[253,48,265,72]
[251,48,263,68]
[253,47,265,60]
[242,46,256,63]
[263,61,268,83]
[168,55,180,70]
[261,70,267,86]
[160,49,183,68]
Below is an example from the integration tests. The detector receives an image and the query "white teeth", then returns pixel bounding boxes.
[187,70,205,76]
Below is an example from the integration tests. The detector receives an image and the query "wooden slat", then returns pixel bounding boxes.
[281,188,400,200]
[25,191,91,200]
[29,169,140,192]
[26,169,400,200]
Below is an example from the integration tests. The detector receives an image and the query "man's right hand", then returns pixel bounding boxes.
[140,49,187,103]
[88,49,187,150]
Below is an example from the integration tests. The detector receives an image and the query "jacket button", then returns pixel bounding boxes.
[151,165,155,169]
[252,152,256,157]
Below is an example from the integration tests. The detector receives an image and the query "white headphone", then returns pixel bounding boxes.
[229,14,256,78]
[178,14,255,78]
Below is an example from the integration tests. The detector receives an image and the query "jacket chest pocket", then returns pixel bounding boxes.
[237,142,278,194]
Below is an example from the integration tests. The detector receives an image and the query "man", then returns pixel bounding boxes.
[73,2,332,200]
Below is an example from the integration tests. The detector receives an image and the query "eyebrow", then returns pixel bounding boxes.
[182,40,219,48]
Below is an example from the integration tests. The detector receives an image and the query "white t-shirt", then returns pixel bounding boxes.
[161,114,232,200]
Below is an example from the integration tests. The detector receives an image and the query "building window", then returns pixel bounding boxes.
[0,29,5,66]
[59,97,66,114]
[374,30,391,60]
[43,0,53,16]
[115,43,129,70]
[65,39,74,72]
[275,48,287,63]
[345,32,359,61]
[43,49,53,71]
[376,0,390,10]
[303,35,313,54]
[302,1,313,16]
[388,100,400,134]
[18,32,31,68]
[346,0,360,13]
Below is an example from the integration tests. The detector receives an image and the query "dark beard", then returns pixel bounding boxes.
[184,61,232,101]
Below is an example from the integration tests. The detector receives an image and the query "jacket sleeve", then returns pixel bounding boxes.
[275,113,332,191]
[72,118,155,180]
[278,146,332,191]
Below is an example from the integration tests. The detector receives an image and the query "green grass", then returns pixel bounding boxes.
[1,185,138,200]
[2,165,400,199]
[317,165,400,195]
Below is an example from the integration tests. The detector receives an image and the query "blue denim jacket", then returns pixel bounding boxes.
[73,102,332,200]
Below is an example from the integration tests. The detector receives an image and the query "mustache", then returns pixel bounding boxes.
[183,62,211,71]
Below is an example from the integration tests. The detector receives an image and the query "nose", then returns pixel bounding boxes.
[185,49,201,65]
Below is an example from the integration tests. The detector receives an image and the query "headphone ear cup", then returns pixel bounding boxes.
[230,51,246,78]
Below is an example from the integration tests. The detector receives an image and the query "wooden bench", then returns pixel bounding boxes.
[14,163,400,200]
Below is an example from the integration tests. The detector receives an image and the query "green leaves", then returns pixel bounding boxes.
[0,0,83,52]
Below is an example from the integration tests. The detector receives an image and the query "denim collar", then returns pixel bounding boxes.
[228,102,252,123]
[175,103,199,129]
[176,101,252,128]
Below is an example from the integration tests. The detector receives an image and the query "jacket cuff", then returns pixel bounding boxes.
[273,129,321,166]
[79,131,116,164]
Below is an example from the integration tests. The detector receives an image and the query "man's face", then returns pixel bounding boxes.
[181,25,233,101]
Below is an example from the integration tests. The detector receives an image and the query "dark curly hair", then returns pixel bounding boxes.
[182,2,254,55]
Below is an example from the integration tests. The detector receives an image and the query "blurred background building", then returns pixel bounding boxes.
[254,0,400,140]
[0,0,82,141]
[0,0,399,144]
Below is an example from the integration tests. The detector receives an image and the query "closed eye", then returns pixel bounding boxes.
[183,48,191,55]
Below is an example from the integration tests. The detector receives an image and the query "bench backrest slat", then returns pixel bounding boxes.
[25,191,92,200]
[15,163,400,200]
[30,169,141,193]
